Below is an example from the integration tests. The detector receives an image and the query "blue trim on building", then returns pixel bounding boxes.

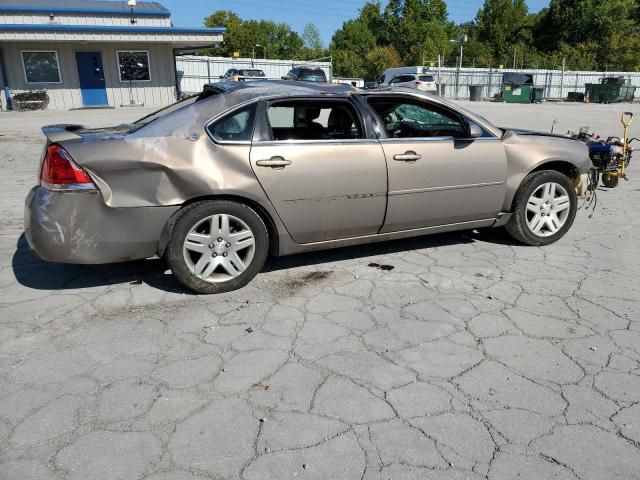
[0,6,170,17]
[0,24,226,34]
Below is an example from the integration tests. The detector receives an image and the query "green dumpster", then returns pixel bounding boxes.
[501,72,535,104]
[586,77,637,103]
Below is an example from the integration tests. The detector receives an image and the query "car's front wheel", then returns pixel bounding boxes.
[166,200,269,294]
[506,170,577,246]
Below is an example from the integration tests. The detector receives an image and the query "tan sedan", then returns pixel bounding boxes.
[25,81,591,293]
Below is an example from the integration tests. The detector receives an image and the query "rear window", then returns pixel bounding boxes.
[239,69,265,77]
[419,75,435,82]
[301,70,327,82]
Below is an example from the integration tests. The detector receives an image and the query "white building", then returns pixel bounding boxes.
[0,0,224,110]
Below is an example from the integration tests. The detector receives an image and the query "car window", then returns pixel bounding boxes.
[207,103,256,142]
[239,69,265,77]
[391,75,415,84]
[266,100,363,141]
[368,98,466,139]
[300,70,327,82]
[419,75,435,82]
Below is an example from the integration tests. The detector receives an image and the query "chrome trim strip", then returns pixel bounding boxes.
[41,182,98,192]
[379,137,499,143]
[389,181,505,196]
[253,139,381,146]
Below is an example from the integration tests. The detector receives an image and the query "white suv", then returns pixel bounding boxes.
[389,74,437,92]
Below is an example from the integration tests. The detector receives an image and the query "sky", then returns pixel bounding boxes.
[163,0,550,45]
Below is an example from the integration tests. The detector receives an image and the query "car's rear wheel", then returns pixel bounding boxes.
[506,170,577,246]
[166,200,268,294]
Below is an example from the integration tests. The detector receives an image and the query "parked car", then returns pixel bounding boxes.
[25,81,591,294]
[388,73,438,92]
[282,67,327,83]
[219,68,266,81]
[378,66,440,90]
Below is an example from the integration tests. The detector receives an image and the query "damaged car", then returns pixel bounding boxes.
[25,81,592,293]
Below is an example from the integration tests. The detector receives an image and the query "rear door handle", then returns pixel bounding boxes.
[393,151,422,162]
[256,157,292,168]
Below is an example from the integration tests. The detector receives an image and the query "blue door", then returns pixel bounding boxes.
[75,52,108,107]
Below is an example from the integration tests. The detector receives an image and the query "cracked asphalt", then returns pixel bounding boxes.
[1,102,639,480]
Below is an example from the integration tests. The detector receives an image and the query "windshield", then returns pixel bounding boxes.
[419,75,435,82]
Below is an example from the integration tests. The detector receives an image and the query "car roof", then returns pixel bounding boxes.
[203,80,354,99]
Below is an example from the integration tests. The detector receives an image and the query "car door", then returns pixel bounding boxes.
[249,97,388,244]
[365,94,508,233]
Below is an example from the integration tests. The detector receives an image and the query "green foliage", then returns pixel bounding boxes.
[302,24,323,55]
[202,0,640,78]
[365,46,403,80]
[204,11,304,59]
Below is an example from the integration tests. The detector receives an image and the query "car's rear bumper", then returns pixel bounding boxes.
[24,186,179,264]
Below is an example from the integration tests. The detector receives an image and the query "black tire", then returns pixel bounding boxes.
[505,170,578,246]
[166,200,269,294]
[601,172,619,188]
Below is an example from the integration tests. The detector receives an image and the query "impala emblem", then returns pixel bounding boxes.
[184,132,200,141]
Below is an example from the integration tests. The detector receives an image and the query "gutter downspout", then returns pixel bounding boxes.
[0,48,10,111]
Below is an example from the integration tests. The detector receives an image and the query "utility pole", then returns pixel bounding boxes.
[513,46,517,69]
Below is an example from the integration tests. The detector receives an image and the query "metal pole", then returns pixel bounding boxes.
[437,54,442,96]
[487,62,493,100]
[0,48,10,110]
[560,57,565,100]
[513,46,516,69]
[206,58,211,83]
[455,55,460,100]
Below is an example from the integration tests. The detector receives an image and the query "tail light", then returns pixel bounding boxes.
[41,144,96,190]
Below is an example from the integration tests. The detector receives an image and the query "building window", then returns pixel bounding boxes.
[22,51,61,84]
[117,51,151,82]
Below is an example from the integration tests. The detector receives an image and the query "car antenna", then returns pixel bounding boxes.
[551,119,558,133]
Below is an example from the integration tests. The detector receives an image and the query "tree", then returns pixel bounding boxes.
[384,0,452,64]
[331,19,376,59]
[365,46,402,80]
[302,23,323,54]
[476,0,529,59]
[204,11,303,59]
[534,0,635,51]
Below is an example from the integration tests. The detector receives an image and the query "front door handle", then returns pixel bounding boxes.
[393,151,422,162]
[256,157,292,169]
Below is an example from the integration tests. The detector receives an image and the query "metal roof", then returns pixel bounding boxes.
[0,24,225,34]
[0,0,171,17]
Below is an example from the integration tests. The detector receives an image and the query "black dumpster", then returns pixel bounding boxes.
[469,85,483,101]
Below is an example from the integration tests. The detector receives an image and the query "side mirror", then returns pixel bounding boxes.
[468,122,483,138]
[281,76,287,80]
[218,75,225,79]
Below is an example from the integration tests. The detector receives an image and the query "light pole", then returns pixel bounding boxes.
[450,33,467,99]
[253,44,266,60]
[128,0,137,24]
